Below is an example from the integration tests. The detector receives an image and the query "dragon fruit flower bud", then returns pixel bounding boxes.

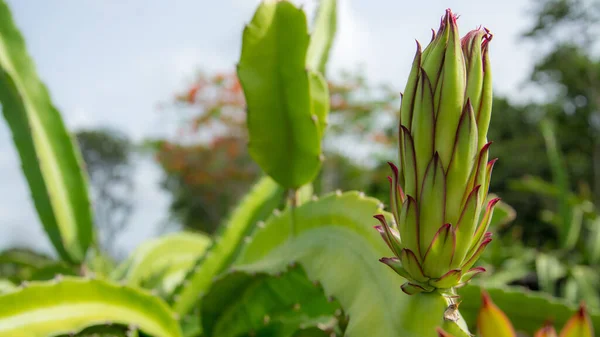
[375,8,498,295]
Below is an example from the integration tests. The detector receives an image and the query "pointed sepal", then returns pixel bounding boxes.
[399,248,428,283]
[535,322,558,337]
[477,291,517,337]
[399,195,421,258]
[445,100,478,225]
[374,214,403,257]
[463,142,492,206]
[401,282,428,295]
[429,269,461,289]
[401,126,418,198]
[476,30,493,149]
[411,68,435,187]
[387,162,405,225]
[461,29,486,118]
[379,257,412,280]
[558,303,594,337]
[469,197,501,256]
[433,11,466,168]
[462,235,492,274]
[419,153,447,255]
[400,41,422,129]
[421,12,449,87]
[459,266,486,285]
[452,185,482,269]
[422,223,456,278]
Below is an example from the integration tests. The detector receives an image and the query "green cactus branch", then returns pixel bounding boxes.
[0,276,182,337]
[233,190,472,337]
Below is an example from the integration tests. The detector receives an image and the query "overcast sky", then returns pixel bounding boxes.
[0,0,537,257]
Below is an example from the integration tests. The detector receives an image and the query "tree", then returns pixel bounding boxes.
[153,69,398,233]
[75,128,134,257]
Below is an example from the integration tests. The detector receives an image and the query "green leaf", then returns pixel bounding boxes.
[0,248,76,283]
[306,0,337,74]
[238,1,324,188]
[459,284,600,334]
[0,248,54,269]
[115,232,211,294]
[485,195,516,230]
[540,118,577,249]
[201,266,340,337]
[0,0,94,263]
[308,70,329,139]
[565,266,600,310]
[0,276,182,337]
[233,191,472,337]
[171,176,284,315]
[535,252,566,296]
[587,216,600,264]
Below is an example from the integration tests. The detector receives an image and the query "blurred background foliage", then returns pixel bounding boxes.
[6,0,600,312]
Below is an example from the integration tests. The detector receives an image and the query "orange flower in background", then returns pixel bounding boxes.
[438,291,594,337]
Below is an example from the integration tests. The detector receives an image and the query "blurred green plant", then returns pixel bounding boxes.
[75,128,134,257]
[501,119,600,309]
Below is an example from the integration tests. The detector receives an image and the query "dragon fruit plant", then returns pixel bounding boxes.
[375,8,497,297]
[0,1,598,336]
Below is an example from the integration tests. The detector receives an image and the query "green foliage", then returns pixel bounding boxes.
[0,277,182,337]
[0,0,94,263]
[75,128,134,256]
[306,0,337,75]
[238,1,328,189]
[234,191,471,337]
[460,284,600,334]
[0,248,77,283]
[113,232,211,296]
[201,267,341,337]
[171,176,285,316]
[497,116,600,308]
[540,118,579,249]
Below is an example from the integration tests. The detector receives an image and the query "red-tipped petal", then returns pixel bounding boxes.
[535,321,558,337]
[452,184,482,269]
[399,248,428,283]
[558,303,594,337]
[388,161,399,178]
[461,237,492,271]
[399,195,421,258]
[460,266,486,284]
[429,269,461,288]
[478,291,517,337]
[401,282,427,295]
[400,126,418,199]
[374,215,403,257]
[418,153,447,257]
[422,223,456,278]
[379,257,411,280]
[473,142,493,189]
[482,157,498,197]
[387,162,405,222]
[470,197,501,254]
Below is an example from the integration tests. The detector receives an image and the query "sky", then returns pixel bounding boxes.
[0,0,537,257]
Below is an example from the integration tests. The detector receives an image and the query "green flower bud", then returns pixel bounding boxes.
[375,9,497,295]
